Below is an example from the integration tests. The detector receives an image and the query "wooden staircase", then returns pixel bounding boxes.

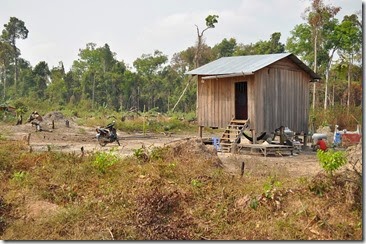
[219,119,250,153]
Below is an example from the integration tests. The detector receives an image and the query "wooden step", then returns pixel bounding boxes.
[229,125,245,128]
[219,118,250,153]
[219,142,233,145]
[224,128,241,132]
[221,131,239,138]
[231,119,248,124]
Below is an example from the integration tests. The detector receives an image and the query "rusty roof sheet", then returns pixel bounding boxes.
[186,53,321,79]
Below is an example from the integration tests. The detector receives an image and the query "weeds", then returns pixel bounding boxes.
[317,149,347,176]
[133,147,149,163]
[92,150,119,174]
[0,138,362,240]
[11,171,27,183]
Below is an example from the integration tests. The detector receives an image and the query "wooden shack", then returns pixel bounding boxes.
[186,53,320,138]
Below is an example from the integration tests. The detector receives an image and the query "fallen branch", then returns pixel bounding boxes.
[107,227,114,240]
[164,137,192,146]
[171,76,194,112]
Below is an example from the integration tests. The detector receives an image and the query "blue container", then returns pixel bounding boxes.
[334,132,341,146]
[212,137,221,150]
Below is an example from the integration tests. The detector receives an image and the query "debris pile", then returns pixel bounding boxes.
[43,111,65,122]
[316,126,333,144]
[168,138,223,168]
[345,142,362,175]
[135,188,193,240]
[42,111,76,127]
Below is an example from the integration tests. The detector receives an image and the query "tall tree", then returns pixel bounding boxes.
[286,23,313,63]
[0,41,13,100]
[17,58,33,97]
[336,14,362,108]
[194,14,219,68]
[133,50,168,110]
[212,38,237,58]
[235,32,285,55]
[1,17,29,94]
[32,61,50,99]
[303,0,340,109]
[46,63,67,105]
[172,15,218,113]
[73,43,101,109]
[321,18,340,110]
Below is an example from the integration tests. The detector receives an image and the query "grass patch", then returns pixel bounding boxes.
[0,139,362,240]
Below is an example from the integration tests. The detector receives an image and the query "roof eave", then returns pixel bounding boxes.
[200,72,254,80]
[287,54,321,80]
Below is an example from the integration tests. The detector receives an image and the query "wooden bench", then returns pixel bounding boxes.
[237,144,294,157]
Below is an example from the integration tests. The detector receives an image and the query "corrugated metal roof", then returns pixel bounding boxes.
[186,53,321,79]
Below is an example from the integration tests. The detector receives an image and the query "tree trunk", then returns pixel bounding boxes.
[194,35,202,69]
[14,57,17,94]
[2,66,6,100]
[92,72,95,109]
[332,82,335,107]
[312,32,318,110]
[194,25,205,69]
[347,54,353,108]
[324,49,336,110]
[171,76,194,112]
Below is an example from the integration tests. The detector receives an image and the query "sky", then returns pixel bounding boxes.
[0,0,362,71]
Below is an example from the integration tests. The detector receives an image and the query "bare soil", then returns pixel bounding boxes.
[3,112,323,178]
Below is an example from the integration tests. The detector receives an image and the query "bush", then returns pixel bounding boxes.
[317,149,347,176]
[310,105,362,131]
[92,150,119,174]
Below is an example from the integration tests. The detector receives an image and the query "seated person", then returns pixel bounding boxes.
[316,138,327,151]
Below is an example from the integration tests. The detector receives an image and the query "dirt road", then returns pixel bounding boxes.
[3,112,323,178]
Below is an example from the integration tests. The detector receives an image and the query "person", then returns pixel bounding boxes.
[34,111,43,121]
[316,138,327,151]
[27,111,43,131]
[105,121,116,140]
[105,120,115,131]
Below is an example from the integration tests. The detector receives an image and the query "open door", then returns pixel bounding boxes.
[235,82,248,120]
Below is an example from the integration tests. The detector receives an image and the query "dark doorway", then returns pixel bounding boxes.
[235,82,248,120]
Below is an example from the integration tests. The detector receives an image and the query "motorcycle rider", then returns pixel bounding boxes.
[27,111,43,131]
[105,120,117,140]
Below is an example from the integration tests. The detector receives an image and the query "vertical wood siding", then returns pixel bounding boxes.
[254,64,310,133]
[197,76,254,128]
[197,57,311,133]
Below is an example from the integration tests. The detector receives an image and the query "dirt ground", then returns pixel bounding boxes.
[3,111,324,178]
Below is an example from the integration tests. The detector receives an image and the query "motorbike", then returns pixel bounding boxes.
[96,121,121,146]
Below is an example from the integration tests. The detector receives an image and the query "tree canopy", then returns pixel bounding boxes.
[0,4,361,115]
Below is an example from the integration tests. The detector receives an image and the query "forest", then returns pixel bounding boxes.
[0,0,362,130]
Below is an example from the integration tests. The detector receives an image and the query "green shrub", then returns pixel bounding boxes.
[11,171,27,182]
[263,176,282,199]
[191,179,202,188]
[317,149,347,176]
[92,150,119,174]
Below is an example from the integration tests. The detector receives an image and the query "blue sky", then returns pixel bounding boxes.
[0,0,362,70]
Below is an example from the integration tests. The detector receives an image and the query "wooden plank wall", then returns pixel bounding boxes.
[254,59,311,133]
[197,75,254,128]
[197,57,311,133]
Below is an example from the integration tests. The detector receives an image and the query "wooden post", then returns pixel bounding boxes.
[232,143,237,154]
[251,129,257,144]
[27,133,31,146]
[279,126,285,145]
[52,120,55,129]
[198,126,204,138]
[303,133,307,147]
[240,161,245,177]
